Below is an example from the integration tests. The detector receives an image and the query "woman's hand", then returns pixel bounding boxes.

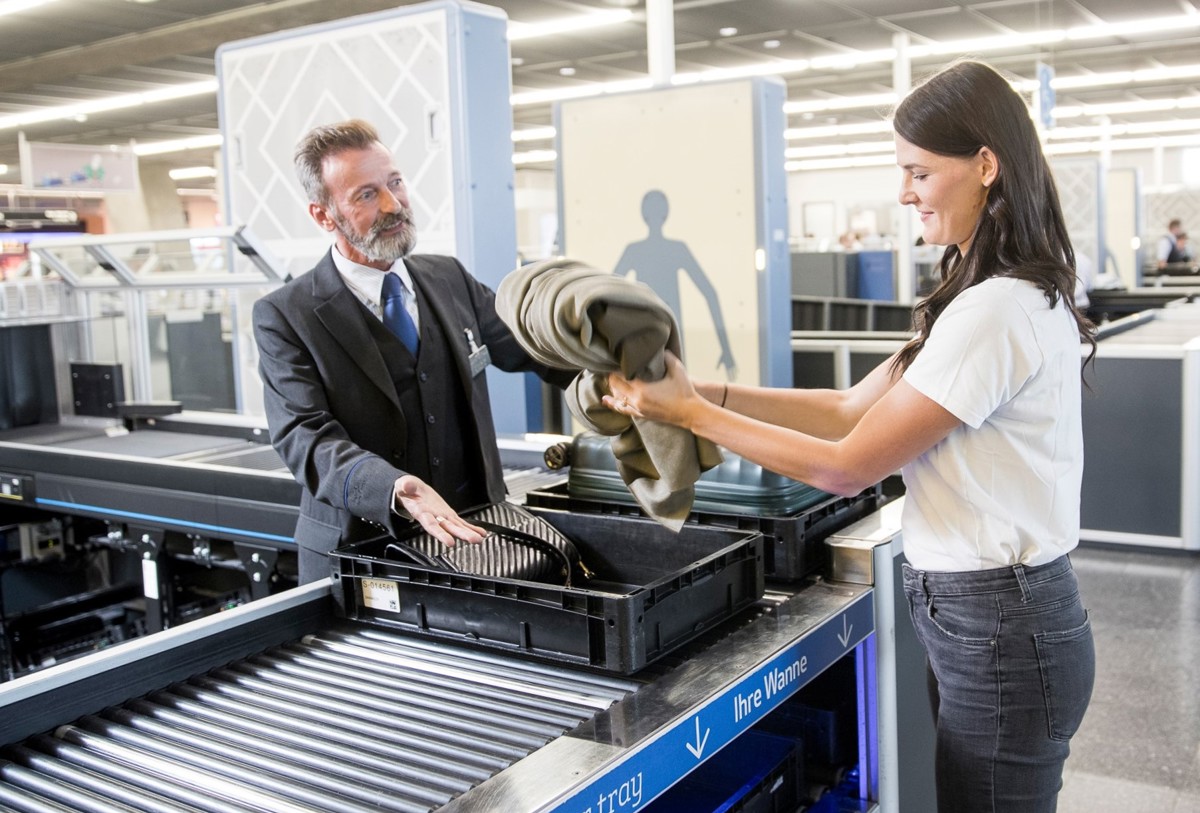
[394,475,487,547]
[603,351,701,427]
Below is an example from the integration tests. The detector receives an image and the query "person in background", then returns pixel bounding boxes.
[605,60,1095,813]
[1157,218,1186,269]
[253,119,575,583]
[1167,231,1192,265]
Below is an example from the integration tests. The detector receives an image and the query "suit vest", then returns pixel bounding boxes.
[358,286,488,511]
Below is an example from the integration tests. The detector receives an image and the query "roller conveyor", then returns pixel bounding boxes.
[0,574,876,813]
[0,620,638,813]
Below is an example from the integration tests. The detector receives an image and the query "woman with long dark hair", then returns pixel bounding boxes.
[605,60,1096,812]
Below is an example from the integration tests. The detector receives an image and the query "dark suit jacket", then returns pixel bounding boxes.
[252,251,574,559]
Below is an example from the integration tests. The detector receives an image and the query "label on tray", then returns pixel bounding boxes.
[361,578,401,612]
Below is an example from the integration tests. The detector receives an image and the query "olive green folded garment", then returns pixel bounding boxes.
[497,257,722,531]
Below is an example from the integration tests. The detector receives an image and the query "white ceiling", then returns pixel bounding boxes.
[2,0,1200,190]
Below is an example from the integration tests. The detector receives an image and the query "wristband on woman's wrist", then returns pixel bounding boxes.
[719,382,729,408]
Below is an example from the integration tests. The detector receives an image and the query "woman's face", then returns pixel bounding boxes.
[895,133,996,255]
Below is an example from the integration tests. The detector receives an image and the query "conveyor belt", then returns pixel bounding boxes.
[0,570,878,813]
[0,422,568,549]
[0,623,638,813]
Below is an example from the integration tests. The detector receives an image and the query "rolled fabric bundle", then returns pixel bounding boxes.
[497,257,722,530]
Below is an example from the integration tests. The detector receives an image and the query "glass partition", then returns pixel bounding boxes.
[26,227,284,416]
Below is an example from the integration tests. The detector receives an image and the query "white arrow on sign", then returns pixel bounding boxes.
[685,716,710,759]
[837,614,853,648]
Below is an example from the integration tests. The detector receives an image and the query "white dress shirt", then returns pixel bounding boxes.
[330,246,420,331]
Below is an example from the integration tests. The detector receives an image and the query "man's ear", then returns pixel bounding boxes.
[979,146,1000,188]
[309,201,337,233]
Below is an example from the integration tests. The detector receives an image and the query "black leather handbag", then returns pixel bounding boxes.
[383,502,593,587]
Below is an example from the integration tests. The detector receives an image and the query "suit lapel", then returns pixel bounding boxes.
[311,254,402,411]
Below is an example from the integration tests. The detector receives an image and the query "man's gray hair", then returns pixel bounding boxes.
[293,119,381,205]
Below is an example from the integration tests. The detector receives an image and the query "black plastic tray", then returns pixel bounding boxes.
[330,508,765,674]
[524,483,883,582]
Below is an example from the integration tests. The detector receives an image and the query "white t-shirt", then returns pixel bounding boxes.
[900,277,1084,572]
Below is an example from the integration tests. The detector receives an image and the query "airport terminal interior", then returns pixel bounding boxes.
[1,1,1200,811]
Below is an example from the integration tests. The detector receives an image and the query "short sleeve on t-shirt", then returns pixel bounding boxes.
[903,280,1045,429]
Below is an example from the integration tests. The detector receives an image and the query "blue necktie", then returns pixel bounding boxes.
[381,272,419,355]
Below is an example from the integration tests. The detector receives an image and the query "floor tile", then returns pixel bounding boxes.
[1056,547,1200,809]
[1058,771,1179,812]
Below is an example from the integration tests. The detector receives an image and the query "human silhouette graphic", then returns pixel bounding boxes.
[613,190,737,380]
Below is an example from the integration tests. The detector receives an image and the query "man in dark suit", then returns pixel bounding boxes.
[253,119,575,583]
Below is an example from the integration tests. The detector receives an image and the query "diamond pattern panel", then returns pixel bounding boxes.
[1052,158,1101,266]
[219,8,456,278]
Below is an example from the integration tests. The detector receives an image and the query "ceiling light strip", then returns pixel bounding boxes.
[507,9,635,41]
[510,11,1200,109]
[0,80,217,131]
[787,131,1200,171]
[133,134,224,156]
[1054,96,1200,119]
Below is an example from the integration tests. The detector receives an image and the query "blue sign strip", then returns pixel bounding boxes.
[547,591,875,813]
[35,497,295,544]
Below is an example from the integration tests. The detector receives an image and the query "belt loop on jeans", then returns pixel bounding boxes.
[921,572,931,606]
[1013,564,1032,603]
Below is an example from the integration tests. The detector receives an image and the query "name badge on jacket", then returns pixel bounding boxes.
[465,329,491,377]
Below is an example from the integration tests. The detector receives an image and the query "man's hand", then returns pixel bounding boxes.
[394,475,487,547]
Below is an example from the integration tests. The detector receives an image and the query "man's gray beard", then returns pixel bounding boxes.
[331,207,417,264]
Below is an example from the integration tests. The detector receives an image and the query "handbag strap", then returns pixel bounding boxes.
[384,541,453,570]
[383,520,593,588]
[473,520,593,588]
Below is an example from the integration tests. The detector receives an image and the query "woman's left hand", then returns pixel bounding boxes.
[604,352,699,427]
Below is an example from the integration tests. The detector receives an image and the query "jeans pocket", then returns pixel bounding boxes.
[1034,611,1095,741]
[923,594,997,645]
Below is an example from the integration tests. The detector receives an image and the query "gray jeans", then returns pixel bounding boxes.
[903,555,1095,813]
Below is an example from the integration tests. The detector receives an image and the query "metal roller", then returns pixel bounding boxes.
[3,746,206,813]
[0,759,143,813]
[120,699,465,804]
[82,708,431,813]
[206,665,539,755]
[0,775,80,812]
[53,722,365,813]
[347,625,641,699]
[307,628,634,708]
[21,735,267,813]
[183,674,511,770]
[157,682,501,780]
[250,648,589,730]
[139,691,482,790]
[220,658,550,748]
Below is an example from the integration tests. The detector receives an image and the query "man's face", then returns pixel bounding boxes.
[316,142,416,267]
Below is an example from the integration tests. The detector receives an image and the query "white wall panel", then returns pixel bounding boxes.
[556,78,790,387]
